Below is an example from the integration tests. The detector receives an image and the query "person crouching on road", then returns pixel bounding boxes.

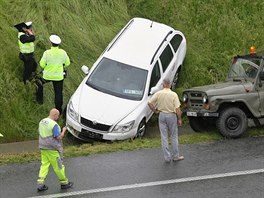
[37,108,73,191]
[148,78,184,163]
[36,35,70,113]
[17,21,37,84]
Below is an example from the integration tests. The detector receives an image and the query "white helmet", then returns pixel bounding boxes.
[25,21,32,27]
[49,35,61,45]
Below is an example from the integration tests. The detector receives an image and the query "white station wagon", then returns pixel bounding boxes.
[66,17,186,141]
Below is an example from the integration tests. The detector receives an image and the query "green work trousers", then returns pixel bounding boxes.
[37,150,68,185]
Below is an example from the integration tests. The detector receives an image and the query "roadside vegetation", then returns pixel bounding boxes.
[1,0,264,144]
[1,127,263,166]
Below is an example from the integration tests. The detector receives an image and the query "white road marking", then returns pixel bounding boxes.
[28,168,264,198]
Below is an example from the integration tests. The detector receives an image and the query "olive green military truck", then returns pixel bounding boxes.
[182,48,264,138]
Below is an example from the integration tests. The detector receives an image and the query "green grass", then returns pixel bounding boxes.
[1,0,264,143]
[0,132,217,166]
[2,127,263,166]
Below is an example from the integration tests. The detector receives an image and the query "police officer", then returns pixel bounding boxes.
[36,35,70,113]
[37,108,73,191]
[17,21,37,84]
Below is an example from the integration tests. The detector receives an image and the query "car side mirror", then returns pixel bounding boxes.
[150,87,159,95]
[81,65,89,75]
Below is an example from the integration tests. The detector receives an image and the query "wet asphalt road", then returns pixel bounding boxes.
[0,136,264,198]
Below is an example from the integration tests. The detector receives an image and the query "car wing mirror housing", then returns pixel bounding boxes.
[81,65,89,75]
[150,87,159,95]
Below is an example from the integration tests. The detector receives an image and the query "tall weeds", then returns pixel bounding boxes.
[0,0,264,142]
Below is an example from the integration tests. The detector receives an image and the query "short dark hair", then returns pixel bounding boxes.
[52,43,59,47]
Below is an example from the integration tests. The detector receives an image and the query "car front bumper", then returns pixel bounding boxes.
[183,110,219,117]
[66,116,137,141]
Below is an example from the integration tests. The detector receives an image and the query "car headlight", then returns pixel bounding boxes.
[183,93,188,103]
[202,95,208,104]
[68,101,79,121]
[112,120,135,133]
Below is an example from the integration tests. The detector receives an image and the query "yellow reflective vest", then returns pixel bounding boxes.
[38,117,63,151]
[40,47,70,81]
[39,117,60,138]
[18,32,34,54]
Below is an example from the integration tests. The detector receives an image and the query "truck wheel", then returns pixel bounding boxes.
[189,117,208,132]
[216,107,248,138]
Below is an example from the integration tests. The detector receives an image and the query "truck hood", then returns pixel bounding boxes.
[72,84,140,125]
[185,81,254,96]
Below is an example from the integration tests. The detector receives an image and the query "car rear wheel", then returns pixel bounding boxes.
[135,119,146,138]
[172,68,181,90]
[216,107,248,138]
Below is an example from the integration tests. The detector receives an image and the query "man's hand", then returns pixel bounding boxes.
[56,127,67,140]
[62,127,67,134]
[148,102,158,113]
[177,119,182,127]
[22,27,34,35]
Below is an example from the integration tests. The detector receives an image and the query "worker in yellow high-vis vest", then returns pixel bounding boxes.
[37,108,73,192]
[16,21,37,84]
[36,35,70,113]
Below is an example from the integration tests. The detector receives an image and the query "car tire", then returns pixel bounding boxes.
[135,119,146,138]
[189,117,214,132]
[216,107,248,138]
[172,68,181,90]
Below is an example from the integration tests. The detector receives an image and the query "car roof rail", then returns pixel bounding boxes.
[150,30,173,64]
[107,19,135,52]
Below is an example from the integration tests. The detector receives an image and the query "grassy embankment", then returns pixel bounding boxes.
[1,0,264,164]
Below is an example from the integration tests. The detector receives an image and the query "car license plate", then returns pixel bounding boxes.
[81,129,103,140]
[187,111,197,117]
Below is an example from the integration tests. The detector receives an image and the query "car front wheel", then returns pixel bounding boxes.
[135,119,146,138]
[216,107,248,138]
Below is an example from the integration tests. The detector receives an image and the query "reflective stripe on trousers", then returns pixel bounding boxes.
[37,150,68,185]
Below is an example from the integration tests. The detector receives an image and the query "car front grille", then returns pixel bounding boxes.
[190,92,203,97]
[188,92,204,108]
[80,117,111,131]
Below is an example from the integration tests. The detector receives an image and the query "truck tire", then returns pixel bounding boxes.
[216,107,248,138]
[189,117,211,132]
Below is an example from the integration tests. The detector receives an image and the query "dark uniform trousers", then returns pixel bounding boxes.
[19,52,37,83]
[36,79,64,113]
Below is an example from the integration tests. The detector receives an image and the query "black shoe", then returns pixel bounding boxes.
[61,182,74,189]
[37,185,48,192]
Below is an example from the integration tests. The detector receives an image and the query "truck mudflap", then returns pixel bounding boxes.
[184,111,219,117]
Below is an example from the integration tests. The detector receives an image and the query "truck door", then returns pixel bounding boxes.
[258,68,264,116]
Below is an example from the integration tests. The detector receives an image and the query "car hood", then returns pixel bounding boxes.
[184,81,254,96]
[72,84,140,125]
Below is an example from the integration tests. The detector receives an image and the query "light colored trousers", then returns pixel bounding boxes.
[158,112,179,160]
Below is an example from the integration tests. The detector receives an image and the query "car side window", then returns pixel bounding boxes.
[149,61,161,92]
[170,34,183,53]
[160,44,173,72]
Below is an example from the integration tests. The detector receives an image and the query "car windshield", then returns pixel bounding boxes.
[86,58,148,101]
[227,58,259,80]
